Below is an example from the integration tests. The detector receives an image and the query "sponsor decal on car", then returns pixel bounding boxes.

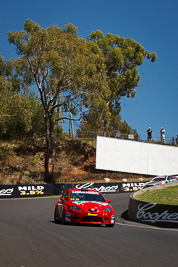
[72,190,99,195]
[88,213,98,216]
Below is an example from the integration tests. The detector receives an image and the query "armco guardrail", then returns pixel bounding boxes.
[128,182,178,228]
[0,181,146,198]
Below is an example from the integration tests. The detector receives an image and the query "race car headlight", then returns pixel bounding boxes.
[70,206,82,211]
[103,207,112,212]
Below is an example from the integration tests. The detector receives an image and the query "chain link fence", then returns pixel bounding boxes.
[72,131,178,147]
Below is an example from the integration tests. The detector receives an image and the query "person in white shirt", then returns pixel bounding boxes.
[160,127,165,142]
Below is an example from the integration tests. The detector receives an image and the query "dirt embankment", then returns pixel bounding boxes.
[0,138,152,185]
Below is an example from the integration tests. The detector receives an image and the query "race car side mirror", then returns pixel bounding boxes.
[107,199,111,203]
[60,196,65,201]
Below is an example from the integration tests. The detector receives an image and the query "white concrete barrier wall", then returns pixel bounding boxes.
[96,136,178,175]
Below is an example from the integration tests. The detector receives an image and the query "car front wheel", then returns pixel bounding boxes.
[54,208,59,223]
[61,208,66,224]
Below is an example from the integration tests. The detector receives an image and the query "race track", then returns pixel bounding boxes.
[0,193,177,267]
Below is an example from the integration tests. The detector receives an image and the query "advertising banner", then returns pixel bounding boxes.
[0,184,54,199]
[0,181,146,198]
[128,194,178,228]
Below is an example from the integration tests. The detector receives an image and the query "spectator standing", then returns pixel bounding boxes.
[160,127,165,143]
[147,127,152,141]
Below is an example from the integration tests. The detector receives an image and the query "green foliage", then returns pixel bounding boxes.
[83,30,157,135]
[5,19,157,180]
[78,115,137,137]
[7,19,106,118]
[0,57,45,138]
[63,23,78,37]
[0,55,6,76]
[32,152,40,166]
[7,19,107,180]
[0,92,45,138]
[88,32,157,101]
[0,74,13,135]
[0,55,36,137]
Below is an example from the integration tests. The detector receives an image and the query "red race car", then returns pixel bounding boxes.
[54,188,115,227]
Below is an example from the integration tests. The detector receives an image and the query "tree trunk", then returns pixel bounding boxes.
[44,112,56,183]
[57,93,62,135]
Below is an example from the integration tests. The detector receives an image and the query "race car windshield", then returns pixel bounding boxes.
[70,191,105,202]
[153,177,165,182]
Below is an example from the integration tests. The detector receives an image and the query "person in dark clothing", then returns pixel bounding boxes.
[147,127,152,141]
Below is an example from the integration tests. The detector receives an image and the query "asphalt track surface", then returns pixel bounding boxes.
[0,193,178,267]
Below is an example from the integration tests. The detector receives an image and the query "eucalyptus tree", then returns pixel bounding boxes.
[0,57,12,135]
[0,55,44,138]
[86,30,157,135]
[8,20,106,181]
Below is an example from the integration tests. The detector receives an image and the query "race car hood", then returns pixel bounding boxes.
[71,201,111,211]
[145,180,165,187]
[147,181,159,186]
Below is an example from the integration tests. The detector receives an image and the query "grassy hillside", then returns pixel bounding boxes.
[0,136,151,185]
[137,185,178,205]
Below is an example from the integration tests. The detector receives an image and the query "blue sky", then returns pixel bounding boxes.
[0,0,178,141]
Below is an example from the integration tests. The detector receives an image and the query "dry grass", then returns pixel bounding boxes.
[0,137,152,185]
